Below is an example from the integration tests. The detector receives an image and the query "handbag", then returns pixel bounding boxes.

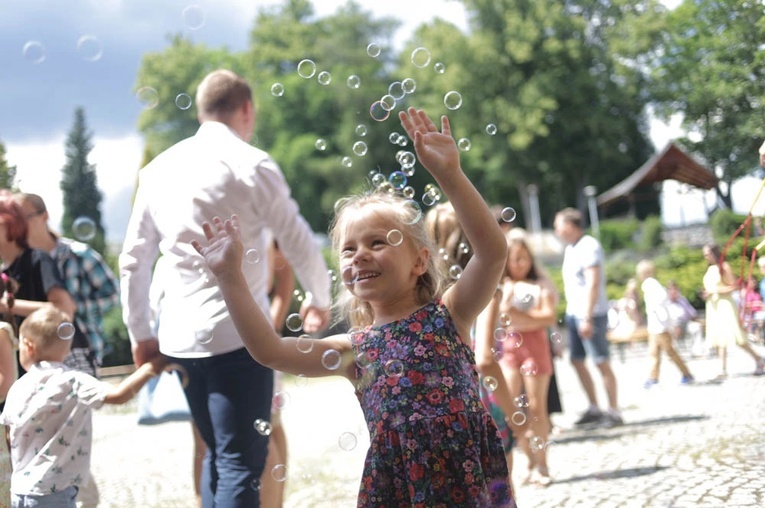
[137,370,191,425]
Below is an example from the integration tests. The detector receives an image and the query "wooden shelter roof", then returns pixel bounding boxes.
[596,142,719,209]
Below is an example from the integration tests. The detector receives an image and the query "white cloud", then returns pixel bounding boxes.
[7,135,142,245]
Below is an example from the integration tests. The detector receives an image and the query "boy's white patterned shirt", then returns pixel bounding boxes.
[0,362,108,495]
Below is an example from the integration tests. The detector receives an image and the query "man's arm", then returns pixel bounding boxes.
[119,175,162,365]
[254,161,331,333]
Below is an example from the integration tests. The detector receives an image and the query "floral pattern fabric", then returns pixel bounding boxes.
[352,301,515,507]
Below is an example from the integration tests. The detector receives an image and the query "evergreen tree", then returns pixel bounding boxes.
[0,139,17,191]
[60,107,106,255]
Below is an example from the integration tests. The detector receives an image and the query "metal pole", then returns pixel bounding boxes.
[527,184,542,234]
[584,185,600,238]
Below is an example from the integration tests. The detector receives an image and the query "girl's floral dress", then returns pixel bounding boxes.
[352,301,515,508]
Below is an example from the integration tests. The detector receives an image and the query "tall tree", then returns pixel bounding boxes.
[244,0,401,231]
[61,107,106,255]
[643,0,765,209]
[0,139,17,191]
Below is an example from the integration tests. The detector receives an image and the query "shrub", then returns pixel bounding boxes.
[597,218,640,252]
[638,215,663,251]
[709,208,750,244]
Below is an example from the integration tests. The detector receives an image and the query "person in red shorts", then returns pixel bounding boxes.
[492,235,558,486]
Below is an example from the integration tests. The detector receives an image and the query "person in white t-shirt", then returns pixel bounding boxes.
[554,208,621,428]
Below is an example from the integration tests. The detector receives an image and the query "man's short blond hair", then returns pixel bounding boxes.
[195,70,252,120]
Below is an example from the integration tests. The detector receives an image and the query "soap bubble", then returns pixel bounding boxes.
[76,35,103,62]
[57,322,75,340]
[72,217,97,241]
[22,41,46,64]
[347,75,361,89]
[411,47,431,68]
[175,93,193,110]
[253,419,272,436]
[297,59,316,78]
[443,91,463,110]
[137,87,159,109]
[366,43,381,58]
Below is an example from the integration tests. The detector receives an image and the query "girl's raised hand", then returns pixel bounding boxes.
[399,107,460,177]
[191,215,244,280]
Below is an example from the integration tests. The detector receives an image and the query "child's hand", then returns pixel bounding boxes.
[146,354,169,377]
[191,215,244,280]
[399,107,460,177]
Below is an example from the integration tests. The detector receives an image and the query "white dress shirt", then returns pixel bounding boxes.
[120,121,330,357]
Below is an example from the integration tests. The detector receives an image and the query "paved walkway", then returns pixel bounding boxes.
[91,340,765,507]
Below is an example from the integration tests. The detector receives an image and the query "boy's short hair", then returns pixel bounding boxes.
[20,305,73,352]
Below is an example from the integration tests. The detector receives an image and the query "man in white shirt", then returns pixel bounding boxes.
[554,207,622,427]
[120,69,331,508]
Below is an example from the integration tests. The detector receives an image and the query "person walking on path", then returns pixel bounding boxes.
[635,260,694,388]
[554,207,622,427]
[700,244,764,378]
[119,69,332,508]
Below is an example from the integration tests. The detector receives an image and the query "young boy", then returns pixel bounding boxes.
[0,306,166,508]
[636,260,694,388]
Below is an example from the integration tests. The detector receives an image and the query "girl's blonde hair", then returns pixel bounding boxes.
[329,191,443,328]
[424,202,472,272]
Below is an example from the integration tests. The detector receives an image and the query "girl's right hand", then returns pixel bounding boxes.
[191,215,244,281]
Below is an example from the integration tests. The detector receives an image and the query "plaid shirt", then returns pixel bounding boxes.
[53,237,120,363]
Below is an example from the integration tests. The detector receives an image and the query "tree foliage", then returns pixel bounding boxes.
[398,0,655,227]
[643,0,765,208]
[0,139,17,191]
[60,107,106,255]
[134,0,672,234]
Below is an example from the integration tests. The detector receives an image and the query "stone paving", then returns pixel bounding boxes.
[91,340,765,507]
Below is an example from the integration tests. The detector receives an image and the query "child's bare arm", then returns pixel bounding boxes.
[103,356,166,405]
[192,216,354,378]
[399,108,506,329]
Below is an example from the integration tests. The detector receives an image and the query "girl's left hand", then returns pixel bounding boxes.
[191,215,244,280]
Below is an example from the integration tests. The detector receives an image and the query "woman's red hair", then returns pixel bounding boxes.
[0,196,29,249]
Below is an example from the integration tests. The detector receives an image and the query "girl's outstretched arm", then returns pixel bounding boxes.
[399,108,506,331]
[192,216,353,378]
